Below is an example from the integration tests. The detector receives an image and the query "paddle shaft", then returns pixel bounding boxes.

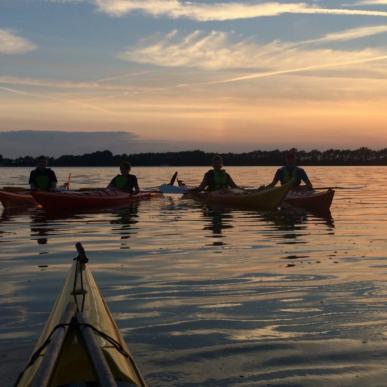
[313,186,365,190]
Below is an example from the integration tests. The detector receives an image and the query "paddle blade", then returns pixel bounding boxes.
[169,172,178,186]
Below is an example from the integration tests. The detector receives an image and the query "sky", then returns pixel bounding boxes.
[1,0,387,156]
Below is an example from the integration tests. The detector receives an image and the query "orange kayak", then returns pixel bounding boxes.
[0,190,36,209]
[186,183,291,211]
[285,189,335,212]
[32,190,157,211]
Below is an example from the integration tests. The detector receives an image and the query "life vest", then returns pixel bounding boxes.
[114,175,129,190]
[282,167,299,185]
[208,170,229,190]
[35,174,50,191]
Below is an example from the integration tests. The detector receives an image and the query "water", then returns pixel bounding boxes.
[1,166,387,386]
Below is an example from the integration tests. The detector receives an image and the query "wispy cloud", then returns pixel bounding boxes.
[0,79,114,113]
[44,0,85,3]
[213,53,387,84]
[0,29,37,54]
[120,30,267,70]
[0,73,161,93]
[94,0,387,20]
[120,29,387,72]
[353,1,387,5]
[308,24,387,43]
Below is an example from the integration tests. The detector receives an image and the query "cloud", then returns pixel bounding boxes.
[120,30,387,72]
[0,131,140,157]
[213,53,387,83]
[120,30,268,70]
[307,24,387,43]
[353,1,387,4]
[0,74,149,92]
[93,0,387,20]
[0,29,36,54]
[0,130,267,157]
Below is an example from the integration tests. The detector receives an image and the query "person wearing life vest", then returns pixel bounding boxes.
[29,156,58,191]
[192,155,239,192]
[108,161,140,194]
[267,151,313,189]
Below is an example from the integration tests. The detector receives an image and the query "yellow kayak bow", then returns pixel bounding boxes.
[15,243,146,387]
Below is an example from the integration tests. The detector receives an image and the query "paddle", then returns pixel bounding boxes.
[312,186,366,190]
[62,173,71,190]
[169,171,178,186]
[159,171,190,194]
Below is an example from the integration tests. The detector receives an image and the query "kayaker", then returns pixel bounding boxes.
[267,151,313,189]
[108,161,140,194]
[29,156,57,191]
[191,155,239,192]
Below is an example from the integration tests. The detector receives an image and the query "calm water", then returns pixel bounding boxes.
[1,166,387,386]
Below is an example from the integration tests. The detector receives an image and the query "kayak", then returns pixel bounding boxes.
[0,189,36,209]
[285,189,335,212]
[2,186,29,193]
[32,190,157,211]
[186,183,291,211]
[15,243,146,387]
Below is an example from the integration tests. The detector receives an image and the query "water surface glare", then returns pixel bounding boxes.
[1,166,387,386]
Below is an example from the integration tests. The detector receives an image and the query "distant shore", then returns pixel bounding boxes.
[1,148,387,167]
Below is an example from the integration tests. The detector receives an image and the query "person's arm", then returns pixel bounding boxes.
[189,172,209,192]
[49,170,58,191]
[300,169,313,189]
[107,176,116,189]
[133,176,140,194]
[227,174,239,189]
[266,169,281,188]
[29,171,37,190]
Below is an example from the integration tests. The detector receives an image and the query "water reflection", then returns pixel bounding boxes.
[3,166,387,386]
[202,207,234,236]
[200,205,335,243]
[110,205,139,246]
[1,207,34,223]
[30,211,50,245]
[25,205,142,247]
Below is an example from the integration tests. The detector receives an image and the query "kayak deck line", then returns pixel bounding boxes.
[15,243,146,387]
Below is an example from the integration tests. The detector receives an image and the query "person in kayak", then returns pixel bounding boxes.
[29,156,57,191]
[191,155,239,192]
[267,151,313,189]
[108,161,140,194]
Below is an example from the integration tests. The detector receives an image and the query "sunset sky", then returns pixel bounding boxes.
[1,0,387,156]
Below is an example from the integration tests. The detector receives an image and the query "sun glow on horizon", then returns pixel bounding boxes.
[1,1,387,154]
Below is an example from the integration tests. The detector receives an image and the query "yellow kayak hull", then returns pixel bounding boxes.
[16,250,145,386]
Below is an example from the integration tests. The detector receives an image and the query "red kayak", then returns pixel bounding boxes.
[285,189,335,212]
[31,189,157,211]
[0,190,37,209]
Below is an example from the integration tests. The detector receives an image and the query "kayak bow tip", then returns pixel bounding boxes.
[75,242,88,263]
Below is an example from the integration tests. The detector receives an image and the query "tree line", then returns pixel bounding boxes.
[1,148,387,167]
